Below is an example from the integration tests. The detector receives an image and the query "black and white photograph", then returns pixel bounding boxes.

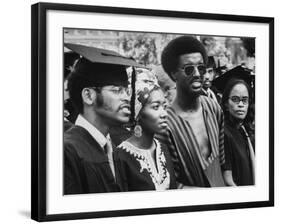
[30,2,274,222]
[2,0,281,224]
[63,29,256,194]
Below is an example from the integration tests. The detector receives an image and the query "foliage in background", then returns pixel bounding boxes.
[65,29,255,70]
[118,32,179,66]
[118,34,158,65]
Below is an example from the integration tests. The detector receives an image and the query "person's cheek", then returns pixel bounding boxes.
[146,111,156,130]
[245,105,249,114]
[152,112,161,129]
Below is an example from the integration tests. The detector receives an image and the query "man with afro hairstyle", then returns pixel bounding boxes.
[157,36,232,188]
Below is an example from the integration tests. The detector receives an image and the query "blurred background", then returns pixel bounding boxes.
[64,28,255,107]
[64,29,255,70]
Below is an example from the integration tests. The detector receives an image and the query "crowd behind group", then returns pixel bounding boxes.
[63,36,255,194]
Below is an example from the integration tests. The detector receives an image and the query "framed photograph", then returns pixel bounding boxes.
[31,2,274,222]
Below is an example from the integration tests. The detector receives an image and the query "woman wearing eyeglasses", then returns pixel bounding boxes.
[221,78,255,186]
[115,72,177,191]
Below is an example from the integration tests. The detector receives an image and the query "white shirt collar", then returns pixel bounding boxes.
[75,114,109,148]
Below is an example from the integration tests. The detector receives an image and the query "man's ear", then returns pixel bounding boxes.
[81,88,96,106]
[170,71,177,81]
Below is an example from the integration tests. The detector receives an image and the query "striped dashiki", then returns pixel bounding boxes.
[157,95,226,187]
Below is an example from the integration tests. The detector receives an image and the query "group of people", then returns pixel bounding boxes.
[63,36,255,195]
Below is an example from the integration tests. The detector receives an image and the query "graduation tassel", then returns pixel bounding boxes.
[130,66,136,128]
[217,59,222,76]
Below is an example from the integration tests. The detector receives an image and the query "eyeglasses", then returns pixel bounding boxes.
[179,64,207,76]
[229,96,249,105]
[102,86,132,96]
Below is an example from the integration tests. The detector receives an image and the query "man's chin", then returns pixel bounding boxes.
[104,115,130,126]
[182,84,202,97]
[115,116,130,124]
[186,89,201,98]
[203,84,211,89]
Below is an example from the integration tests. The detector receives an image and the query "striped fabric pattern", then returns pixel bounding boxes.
[157,95,225,187]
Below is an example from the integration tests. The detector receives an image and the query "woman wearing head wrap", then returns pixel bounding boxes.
[115,71,177,191]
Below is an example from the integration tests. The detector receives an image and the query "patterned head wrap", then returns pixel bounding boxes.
[134,69,160,120]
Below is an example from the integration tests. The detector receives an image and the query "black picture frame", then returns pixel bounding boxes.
[31,2,274,222]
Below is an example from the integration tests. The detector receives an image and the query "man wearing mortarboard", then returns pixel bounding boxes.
[157,36,228,188]
[63,44,142,194]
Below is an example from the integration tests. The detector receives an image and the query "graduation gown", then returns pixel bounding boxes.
[224,121,254,186]
[64,126,124,194]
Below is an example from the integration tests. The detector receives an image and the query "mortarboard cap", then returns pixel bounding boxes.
[212,65,255,93]
[65,43,144,68]
[64,43,145,87]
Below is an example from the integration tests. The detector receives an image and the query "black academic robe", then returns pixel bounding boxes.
[64,125,124,194]
[224,121,254,186]
[109,125,132,146]
[64,119,73,132]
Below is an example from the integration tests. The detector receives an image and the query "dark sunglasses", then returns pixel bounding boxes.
[179,64,207,76]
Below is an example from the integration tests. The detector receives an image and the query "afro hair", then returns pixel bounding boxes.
[161,36,208,81]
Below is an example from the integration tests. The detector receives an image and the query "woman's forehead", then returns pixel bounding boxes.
[147,89,165,103]
[230,83,249,95]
